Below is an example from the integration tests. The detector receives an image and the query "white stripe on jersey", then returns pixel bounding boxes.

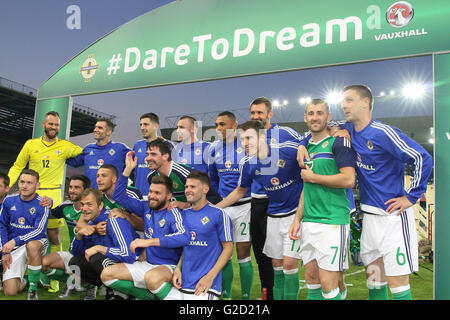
[371,121,423,194]
[274,125,304,141]
[210,204,233,242]
[126,188,141,199]
[343,137,351,148]
[109,217,130,257]
[172,162,191,177]
[168,208,186,236]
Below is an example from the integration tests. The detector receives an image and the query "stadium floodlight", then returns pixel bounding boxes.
[390,90,396,95]
[326,91,342,104]
[402,83,426,99]
[283,99,288,106]
[298,97,312,105]
[380,91,385,97]
[428,138,434,144]
[273,99,280,107]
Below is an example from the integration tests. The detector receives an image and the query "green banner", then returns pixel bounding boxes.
[434,53,450,300]
[33,97,73,139]
[37,0,450,100]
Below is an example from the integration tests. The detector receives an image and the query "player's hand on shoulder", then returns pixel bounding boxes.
[39,196,53,208]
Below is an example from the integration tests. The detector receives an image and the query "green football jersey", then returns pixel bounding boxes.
[303,135,355,225]
[51,200,82,243]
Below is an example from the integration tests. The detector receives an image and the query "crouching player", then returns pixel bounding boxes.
[41,174,90,298]
[101,151,190,300]
[68,188,139,300]
[0,169,50,300]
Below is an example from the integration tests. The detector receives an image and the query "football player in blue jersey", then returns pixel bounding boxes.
[248,97,304,300]
[100,154,190,300]
[132,113,176,197]
[67,118,131,189]
[0,169,50,300]
[68,188,139,300]
[172,171,233,300]
[172,115,210,173]
[208,111,254,300]
[298,85,432,300]
[216,120,303,300]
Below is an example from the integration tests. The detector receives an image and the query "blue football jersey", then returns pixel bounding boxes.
[208,136,251,200]
[239,142,303,216]
[67,141,131,188]
[340,119,432,215]
[70,207,139,263]
[172,140,210,173]
[112,173,190,266]
[0,194,49,249]
[181,203,233,296]
[251,123,304,198]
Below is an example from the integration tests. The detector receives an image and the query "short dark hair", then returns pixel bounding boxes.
[186,170,210,187]
[80,188,103,206]
[250,97,272,113]
[147,138,172,161]
[179,115,197,128]
[97,118,116,132]
[99,164,118,178]
[19,169,39,182]
[69,174,91,189]
[150,175,173,194]
[217,111,236,123]
[343,84,374,111]
[239,120,266,133]
[45,111,60,119]
[305,98,330,114]
[0,172,10,188]
[140,113,160,125]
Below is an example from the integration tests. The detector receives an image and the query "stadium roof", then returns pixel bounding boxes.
[0,76,116,171]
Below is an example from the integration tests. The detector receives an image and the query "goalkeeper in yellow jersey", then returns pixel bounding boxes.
[8,111,83,292]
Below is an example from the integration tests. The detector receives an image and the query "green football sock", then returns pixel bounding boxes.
[367,280,389,300]
[306,283,323,300]
[273,267,285,300]
[391,285,412,300]
[28,265,42,292]
[151,282,172,300]
[44,268,70,283]
[238,258,254,300]
[221,258,234,299]
[105,279,154,300]
[322,288,342,300]
[283,269,300,300]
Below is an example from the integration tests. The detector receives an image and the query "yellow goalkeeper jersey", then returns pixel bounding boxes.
[8,137,83,189]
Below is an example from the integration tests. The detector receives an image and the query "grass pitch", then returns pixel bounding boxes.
[0,224,434,300]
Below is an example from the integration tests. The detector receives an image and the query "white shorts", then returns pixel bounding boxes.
[299,222,350,272]
[125,260,175,289]
[56,251,74,274]
[263,213,301,260]
[2,238,48,282]
[360,208,418,276]
[173,290,219,300]
[224,201,251,243]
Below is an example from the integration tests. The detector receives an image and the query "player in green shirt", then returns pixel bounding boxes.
[289,99,356,300]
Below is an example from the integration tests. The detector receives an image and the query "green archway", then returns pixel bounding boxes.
[35,0,450,299]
